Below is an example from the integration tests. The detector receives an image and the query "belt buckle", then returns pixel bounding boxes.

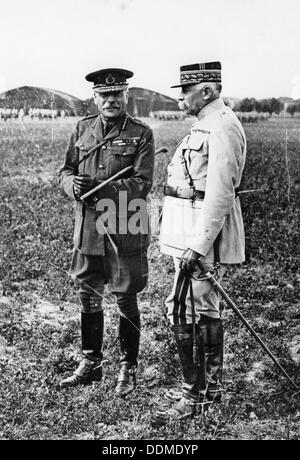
[194,190,205,201]
[177,186,194,200]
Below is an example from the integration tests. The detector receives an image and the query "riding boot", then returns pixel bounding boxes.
[60,310,104,388]
[115,313,140,397]
[199,316,224,402]
[155,324,207,423]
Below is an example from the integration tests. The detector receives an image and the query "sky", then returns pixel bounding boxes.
[1,0,300,100]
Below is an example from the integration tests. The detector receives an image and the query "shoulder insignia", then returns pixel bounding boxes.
[127,114,149,129]
[80,112,99,122]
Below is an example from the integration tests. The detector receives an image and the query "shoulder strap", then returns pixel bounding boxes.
[181,154,193,187]
[180,138,194,187]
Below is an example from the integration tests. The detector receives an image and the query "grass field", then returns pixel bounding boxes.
[0,115,299,440]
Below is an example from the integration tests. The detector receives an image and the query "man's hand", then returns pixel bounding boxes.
[73,174,99,199]
[179,248,202,276]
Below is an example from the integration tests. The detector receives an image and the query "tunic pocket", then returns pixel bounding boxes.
[107,144,137,175]
[75,134,95,153]
[186,132,209,181]
[75,136,100,174]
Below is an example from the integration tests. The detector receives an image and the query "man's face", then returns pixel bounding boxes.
[178,83,209,116]
[94,89,128,119]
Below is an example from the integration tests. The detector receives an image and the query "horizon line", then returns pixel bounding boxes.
[0,85,299,103]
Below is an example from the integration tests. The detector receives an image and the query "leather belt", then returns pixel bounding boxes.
[163,184,239,200]
[163,185,204,200]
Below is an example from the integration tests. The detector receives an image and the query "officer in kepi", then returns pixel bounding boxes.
[58,68,155,396]
[156,62,246,422]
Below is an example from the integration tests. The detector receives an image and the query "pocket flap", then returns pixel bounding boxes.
[187,132,208,151]
[75,134,95,152]
[112,144,136,156]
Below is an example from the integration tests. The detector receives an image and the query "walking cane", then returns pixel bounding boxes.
[197,260,299,390]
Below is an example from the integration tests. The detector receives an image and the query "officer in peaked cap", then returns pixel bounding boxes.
[58,68,155,396]
[156,62,247,422]
[85,68,134,92]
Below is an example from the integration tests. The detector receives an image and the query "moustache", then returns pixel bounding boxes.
[178,101,188,111]
[103,105,120,109]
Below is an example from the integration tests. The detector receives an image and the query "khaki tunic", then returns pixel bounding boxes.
[58,112,155,257]
[160,98,246,264]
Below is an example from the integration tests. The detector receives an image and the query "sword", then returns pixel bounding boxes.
[197,260,299,390]
[188,276,199,364]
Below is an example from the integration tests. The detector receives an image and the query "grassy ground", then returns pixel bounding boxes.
[0,116,299,440]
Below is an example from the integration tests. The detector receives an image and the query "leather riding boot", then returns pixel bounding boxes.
[81,311,104,362]
[155,324,207,424]
[60,311,104,388]
[115,362,137,397]
[115,313,140,397]
[60,357,103,388]
[174,324,206,401]
[199,316,224,402]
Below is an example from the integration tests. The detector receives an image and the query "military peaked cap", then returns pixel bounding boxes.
[171,62,221,88]
[85,68,134,93]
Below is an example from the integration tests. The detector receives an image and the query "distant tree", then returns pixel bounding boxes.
[268,98,283,115]
[240,98,252,112]
[249,97,257,111]
[259,99,267,113]
[286,102,300,117]
[238,97,260,112]
[255,100,262,112]
[286,103,297,117]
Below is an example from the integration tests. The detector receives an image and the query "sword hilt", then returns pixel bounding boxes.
[197,259,211,275]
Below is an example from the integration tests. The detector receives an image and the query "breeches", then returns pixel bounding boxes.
[71,242,148,317]
[166,257,226,325]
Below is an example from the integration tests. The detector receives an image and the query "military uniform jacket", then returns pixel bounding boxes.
[58,112,155,256]
[160,98,246,264]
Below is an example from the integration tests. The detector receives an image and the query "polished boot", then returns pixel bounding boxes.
[115,313,140,397]
[155,324,207,423]
[60,311,104,388]
[199,316,224,402]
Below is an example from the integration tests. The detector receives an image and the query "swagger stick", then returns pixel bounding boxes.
[197,260,299,390]
[80,146,169,201]
[81,165,133,201]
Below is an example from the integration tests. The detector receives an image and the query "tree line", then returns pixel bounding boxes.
[233,97,300,116]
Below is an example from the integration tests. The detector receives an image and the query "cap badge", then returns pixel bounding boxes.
[105,74,116,85]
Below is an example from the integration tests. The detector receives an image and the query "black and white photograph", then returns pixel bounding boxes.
[0,0,299,443]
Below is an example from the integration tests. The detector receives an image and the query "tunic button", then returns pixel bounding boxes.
[102,145,107,150]
[99,164,105,170]
[123,152,126,155]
